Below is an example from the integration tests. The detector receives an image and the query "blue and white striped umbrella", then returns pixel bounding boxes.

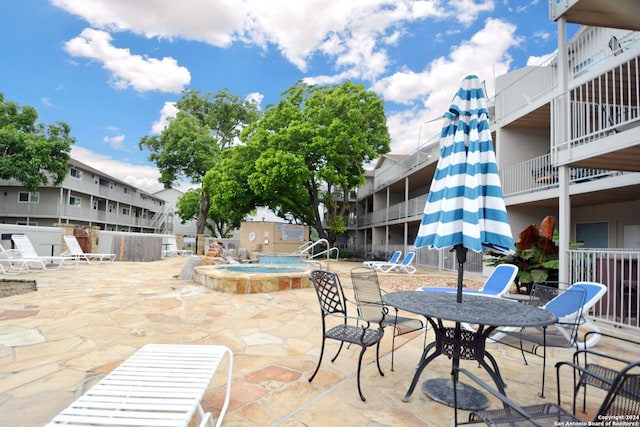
[414,75,514,255]
[414,76,515,420]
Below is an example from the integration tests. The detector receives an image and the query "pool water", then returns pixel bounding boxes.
[257,254,309,266]
[223,266,304,274]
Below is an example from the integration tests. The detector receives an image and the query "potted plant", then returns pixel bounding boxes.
[485,215,569,295]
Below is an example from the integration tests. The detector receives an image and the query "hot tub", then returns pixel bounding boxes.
[193,264,313,294]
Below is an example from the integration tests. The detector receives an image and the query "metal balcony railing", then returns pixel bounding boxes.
[570,249,640,330]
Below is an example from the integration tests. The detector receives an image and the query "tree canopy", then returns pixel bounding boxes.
[0,93,75,191]
[216,80,390,246]
[139,89,259,235]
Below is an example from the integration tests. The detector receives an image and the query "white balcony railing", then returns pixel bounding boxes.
[373,140,440,191]
[500,153,623,197]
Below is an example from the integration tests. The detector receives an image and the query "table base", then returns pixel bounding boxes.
[422,378,490,411]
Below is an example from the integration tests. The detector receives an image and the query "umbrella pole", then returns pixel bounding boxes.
[453,244,467,424]
[453,244,467,303]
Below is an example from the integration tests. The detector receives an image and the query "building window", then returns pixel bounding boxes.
[122,207,130,215]
[142,211,147,219]
[69,196,81,207]
[70,168,82,179]
[123,187,131,194]
[576,222,608,248]
[109,182,115,189]
[18,191,39,203]
[108,204,114,213]
[92,200,99,210]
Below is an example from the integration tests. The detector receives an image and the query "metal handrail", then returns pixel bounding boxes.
[299,239,340,262]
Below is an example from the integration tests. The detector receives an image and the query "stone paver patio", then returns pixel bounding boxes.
[0,257,636,426]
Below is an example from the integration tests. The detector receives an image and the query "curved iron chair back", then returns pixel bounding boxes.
[350,267,426,371]
[308,269,385,401]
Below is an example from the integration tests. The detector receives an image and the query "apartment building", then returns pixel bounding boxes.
[352,1,640,259]
[0,158,171,233]
[350,0,640,328]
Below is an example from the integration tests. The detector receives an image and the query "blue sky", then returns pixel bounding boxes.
[1,0,573,194]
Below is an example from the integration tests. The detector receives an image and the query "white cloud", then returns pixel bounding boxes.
[151,101,178,134]
[377,18,519,154]
[54,0,525,158]
[71,146,165,193]
[103,134,125,149]
[246,92,264,109]
[527,52,555,66]
[41,97,55,107]
[52,0,464,84]
[64,28,190,93]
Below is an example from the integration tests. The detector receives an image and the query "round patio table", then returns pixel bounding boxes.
[382,291,557,410]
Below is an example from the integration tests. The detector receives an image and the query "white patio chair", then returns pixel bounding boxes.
[378,251,417,274]
[11,234,76,270]
[162,236,193,257]
[62,235,116,263]
[0,244,30,274]
[363,250,402,270]
[494,281,608,396]
[417,263,518,298]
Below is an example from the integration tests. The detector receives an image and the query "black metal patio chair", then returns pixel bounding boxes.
[557,330,640,414]
[308,269,385,401]
[350,267,426,371]
[455,360,640,426]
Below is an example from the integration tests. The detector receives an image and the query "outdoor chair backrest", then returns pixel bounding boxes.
[166,236,179,252]
[350,267,386,324]
[309,270,348,319]
[11,234,39,258]
[541,281,607,320]
[387,251,402,264]
[539,284,587,320]
[63,235,84,255]
[401,251,415,266]
[478,264,518,295]
[597,361,640,419]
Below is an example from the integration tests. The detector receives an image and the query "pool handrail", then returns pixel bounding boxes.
[299,240,339,262]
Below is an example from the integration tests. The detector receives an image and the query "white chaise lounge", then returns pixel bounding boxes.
[46,344,233,427]
[62,235,116,264]
[162,236,193,257]
[11,234,76,270]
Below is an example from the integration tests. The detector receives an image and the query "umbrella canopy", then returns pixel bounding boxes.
[415,75,514,255]
[413,75,515,421]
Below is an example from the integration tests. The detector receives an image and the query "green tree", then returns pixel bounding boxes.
[0,93,74,191]
[139,89,259,235]
[234,80,390,246]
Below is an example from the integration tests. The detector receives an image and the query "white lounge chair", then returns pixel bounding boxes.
[363,250,402,270]
[416,264,519,298]
[45,344,233,427]
[162,236,193,257]
[11,234,76,270]
[493,281,608,396]
[378,251,417,274]
[62,235,116,264]
[0,244,30,274]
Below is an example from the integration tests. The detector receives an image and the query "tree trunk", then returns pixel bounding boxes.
[196,192,210,235]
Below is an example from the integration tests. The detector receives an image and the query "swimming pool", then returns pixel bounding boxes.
[257,254,312,266]
[193,263,312,294]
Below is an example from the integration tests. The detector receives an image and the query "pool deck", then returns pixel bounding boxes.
[0,257,637,426]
